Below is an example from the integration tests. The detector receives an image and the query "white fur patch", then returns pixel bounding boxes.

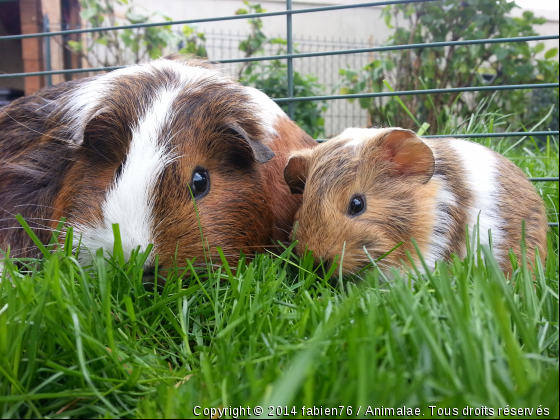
[61,65,147,143]
[423,176,457,270]
[337,127,378,147]
[73,87,180,266]
[60,60,229,144]
[409,139,505,270]
[336,127,392,148]
[60,60,283,145]
[448,139,504,262]
[243,86,284,137]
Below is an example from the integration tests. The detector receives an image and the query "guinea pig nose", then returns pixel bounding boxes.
[314,258,333,277]
[141,266,161,292]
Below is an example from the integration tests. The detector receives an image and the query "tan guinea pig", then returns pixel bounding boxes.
[0,58,316,278]
[283,127,548,275]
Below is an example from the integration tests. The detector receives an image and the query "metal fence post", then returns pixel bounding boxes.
[43,14,52,87]
[286,0,294,119]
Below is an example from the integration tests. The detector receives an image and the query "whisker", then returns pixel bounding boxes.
[2,244,57,258]
[0,226,60,233]
[12,203,78,218]
[1,204,90,229]
[272,226,292,236]
[0,217,75,233]
[0,107,71,143]
[0,219,53,232]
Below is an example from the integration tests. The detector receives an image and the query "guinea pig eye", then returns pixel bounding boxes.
[348,194,366,217]
[190,168,210,198]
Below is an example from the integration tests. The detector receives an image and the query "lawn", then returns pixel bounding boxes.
[1,111,558,418]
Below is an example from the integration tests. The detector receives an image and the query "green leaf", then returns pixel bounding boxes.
[121,34,132,47]
[235,8,248,15]
[417,122,430,136]
[420,14,434,24]
[359,97,372,109]
[67,40,82,52]
[384,11,393,28]
[383,60,394,71]
[404,4,415,18]
[80,8,98,21]
[158,30,174,46]
[544,48,558,60]
[149,47,162,59]
[533,42,545,54]
[383,79,420,127]
[494,47,509,61]
[125,11,148,24]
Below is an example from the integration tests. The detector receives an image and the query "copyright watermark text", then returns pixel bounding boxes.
[193,404,551,418]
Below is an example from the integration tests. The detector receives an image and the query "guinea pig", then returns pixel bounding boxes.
[0,58,316,276]
[283,127,548,276]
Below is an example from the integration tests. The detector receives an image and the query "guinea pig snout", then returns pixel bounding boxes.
[313,256,336,276]
[141,265,166,290]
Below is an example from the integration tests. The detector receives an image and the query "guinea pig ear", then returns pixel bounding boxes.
[226,122,275,163]
[379,129,435,184]
[284,151,312,194]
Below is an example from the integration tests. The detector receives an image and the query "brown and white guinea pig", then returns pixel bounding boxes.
[0,58,316,274]
[283,127,548,276]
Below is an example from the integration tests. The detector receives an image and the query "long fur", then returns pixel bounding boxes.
[0,58,316,273]
[286,127,548,275]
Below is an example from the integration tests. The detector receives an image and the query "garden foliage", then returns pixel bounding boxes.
[236,2,327,138]
[338,0,559,132]
[68,0,206,67]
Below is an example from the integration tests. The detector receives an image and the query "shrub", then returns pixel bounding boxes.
[338,0,559,132]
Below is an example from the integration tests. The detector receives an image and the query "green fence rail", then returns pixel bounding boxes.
[272,83,559,103]
[1,34,558,78]
[0,0,558,227]
[0,1,439,41]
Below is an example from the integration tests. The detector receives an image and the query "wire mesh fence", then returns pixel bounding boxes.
[202,30,374,135]
[0,0,558,226]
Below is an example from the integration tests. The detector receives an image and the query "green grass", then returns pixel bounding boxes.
[1,109,558,418]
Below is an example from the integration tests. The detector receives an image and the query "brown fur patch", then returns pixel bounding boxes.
[494,153,548,270]
[0,58,315,275]
[291,131,442,274]
[263,118,316,242]
[424,139,473,262]
[290,129,547,276]
[0,81,81,258]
